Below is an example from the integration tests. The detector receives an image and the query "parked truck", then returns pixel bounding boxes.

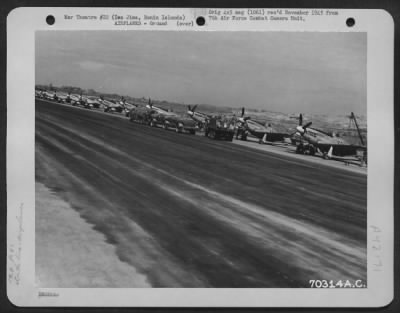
[204,116,235,141]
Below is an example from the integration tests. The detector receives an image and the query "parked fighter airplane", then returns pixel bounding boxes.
[42,90,57,100]
[100,97,124,113]
[294,113,367,161]
[118,97,136,117]
[35,89,44,98]
[236,108,289,143]
[55,92,70,103]
[130,98,197,134]
[74,95,95,109]
[187,105,210,129]
[69,94,82,105]
[149,100,197,134]
[129,98,166,124]
[85,96,102,108]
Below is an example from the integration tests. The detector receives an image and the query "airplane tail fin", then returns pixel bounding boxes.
[262,133,267,143]
[327,146,333,159]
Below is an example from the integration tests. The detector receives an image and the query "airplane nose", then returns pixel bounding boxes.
[296,126,304,134]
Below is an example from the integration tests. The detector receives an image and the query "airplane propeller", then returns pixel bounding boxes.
[296,121,312,135]
[187,104,198,116]
[238,107,251,123]
[289,113,305,137]
[187,105,194,116]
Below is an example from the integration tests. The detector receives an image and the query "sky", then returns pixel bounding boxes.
[36,31,366,115]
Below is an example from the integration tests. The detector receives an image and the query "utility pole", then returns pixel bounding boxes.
[350,112,365,146]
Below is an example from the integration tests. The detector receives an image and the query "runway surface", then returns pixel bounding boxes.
[35,99,367,287]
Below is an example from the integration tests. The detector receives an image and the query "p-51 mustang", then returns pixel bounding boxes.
[118,97,136,117]
[130,99,197,134]
[152,112,197,134]
[68,94,82,105]
[236,108,289,143]
[84,96,102,108]
[42,90,57,101]
[35,89,43,98]
[54,92,70,103]
[100,97,124,113]
[67,94,95,109]
[187,105,211,129]
[294,113,367,161]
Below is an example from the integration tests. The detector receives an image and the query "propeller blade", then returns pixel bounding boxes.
[299,113,303,126]
[303,121,312,129]
[187,105,191,111]
[192,104,198,112]
[241,107,245,117]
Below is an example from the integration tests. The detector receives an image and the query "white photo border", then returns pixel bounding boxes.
[7,7,394,307]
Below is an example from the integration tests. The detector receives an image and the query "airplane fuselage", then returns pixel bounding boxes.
[188,111,209,126]
[299,128,366,157]
[301,128,345,146]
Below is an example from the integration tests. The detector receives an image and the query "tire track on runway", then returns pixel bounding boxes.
[36,109,366,286]
[36,120,297,287]
[37,108,367,242]
[36,101,367,287]
[36,134,209,287]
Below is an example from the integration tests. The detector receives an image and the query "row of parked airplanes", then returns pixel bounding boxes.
[36,89,367,163]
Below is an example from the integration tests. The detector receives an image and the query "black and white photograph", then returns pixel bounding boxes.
[6,7,394,307]
[34,30,368,288]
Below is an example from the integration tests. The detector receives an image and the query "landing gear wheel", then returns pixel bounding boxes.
[209,130,216,139]
[296,144,304,154]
